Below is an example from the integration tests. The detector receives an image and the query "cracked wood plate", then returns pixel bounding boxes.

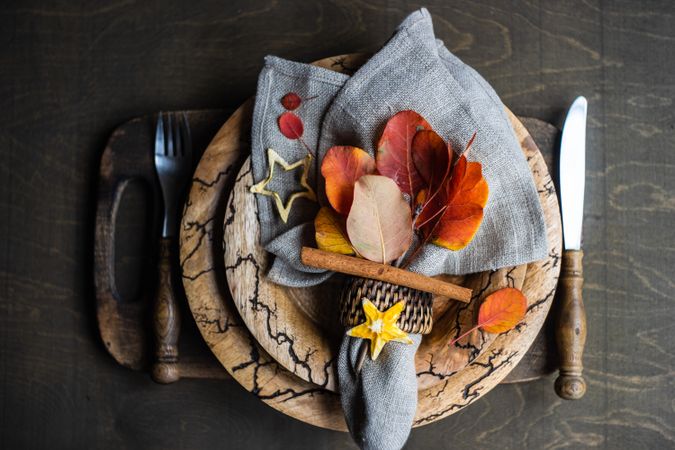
[226,157,527,392]
[222,63,553,392]
[180,54,561,430]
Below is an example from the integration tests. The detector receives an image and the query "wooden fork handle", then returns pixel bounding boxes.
[151,237,181,383]
[555,249,587,399]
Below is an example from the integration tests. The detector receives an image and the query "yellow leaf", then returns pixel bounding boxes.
[314,207,354,255]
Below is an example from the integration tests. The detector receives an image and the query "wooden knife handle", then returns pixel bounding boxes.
[555,249,587,399]
[151,237,181,383]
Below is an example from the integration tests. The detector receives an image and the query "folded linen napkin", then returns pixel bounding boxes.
[254,10,546,288]
[250,8,548,450]
[338,335,422,450]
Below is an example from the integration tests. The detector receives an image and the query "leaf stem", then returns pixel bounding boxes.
[416,204,448,229]
[449,324,480,347]
[464,131,477,157]
[400,204,447,269]
[299,137,316,158]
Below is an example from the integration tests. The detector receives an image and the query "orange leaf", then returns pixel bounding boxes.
[412,129,453,196]
[321,146,376,215]
[376,110,431,199]
[449,287,527,347]
[314,207,354,255]
[430,155,488,250]
[278,112,304,139]
[347,175,413,263]
[477,288,527,333]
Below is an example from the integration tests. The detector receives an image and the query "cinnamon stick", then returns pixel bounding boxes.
[301,247,472,303]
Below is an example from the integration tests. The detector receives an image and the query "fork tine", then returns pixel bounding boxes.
[155,112,165,156]
[171,112,183,157]
[166,113,174,157]
[180,112,192,160]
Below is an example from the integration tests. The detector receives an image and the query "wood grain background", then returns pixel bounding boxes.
[1,1,673,449]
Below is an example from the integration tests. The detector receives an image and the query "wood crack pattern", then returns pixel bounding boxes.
[224,252,331,389]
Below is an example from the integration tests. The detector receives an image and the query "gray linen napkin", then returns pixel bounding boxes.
[251,56,349,286]
[338,335,422,450]
[255,9,546,287]
[249,8,548,450]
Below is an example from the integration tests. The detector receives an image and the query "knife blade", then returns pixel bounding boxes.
[555,96,588,400]
[560,96,587,250]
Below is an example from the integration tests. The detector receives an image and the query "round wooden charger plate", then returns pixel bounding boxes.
[223,56,553,393]
[180,54,561,430]
[227,163,527,392]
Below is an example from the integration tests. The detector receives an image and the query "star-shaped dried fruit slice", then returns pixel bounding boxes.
[347,298,413,360]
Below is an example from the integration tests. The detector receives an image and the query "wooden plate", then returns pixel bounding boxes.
[225,158,528,392]
[180,54,561,430]
[222,58,551,392]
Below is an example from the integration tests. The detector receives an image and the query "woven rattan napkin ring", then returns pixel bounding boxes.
[340,277,433,335]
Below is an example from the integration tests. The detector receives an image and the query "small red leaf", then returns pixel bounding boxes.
[278,112,304,140]
[281,93,302,110]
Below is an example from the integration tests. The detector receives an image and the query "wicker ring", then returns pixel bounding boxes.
[340,277,433,334]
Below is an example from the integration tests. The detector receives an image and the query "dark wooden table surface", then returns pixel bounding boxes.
[2,1,674,449]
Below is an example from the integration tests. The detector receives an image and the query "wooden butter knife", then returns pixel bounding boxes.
[555,96,588,399]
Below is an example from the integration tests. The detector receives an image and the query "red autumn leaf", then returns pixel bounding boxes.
[419,155,488,251]
[412,129,453,196]
[376,110,431,199]
[449,287,527,346]
[321,146,376,215]
[281,92,302,110]
[278,112,304,140]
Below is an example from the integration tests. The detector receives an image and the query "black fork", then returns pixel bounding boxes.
[152,112,192,383]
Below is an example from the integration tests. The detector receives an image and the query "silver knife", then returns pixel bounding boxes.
[555,96,588,400]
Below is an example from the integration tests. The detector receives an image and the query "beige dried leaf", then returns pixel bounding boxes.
[346,175,413,263]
